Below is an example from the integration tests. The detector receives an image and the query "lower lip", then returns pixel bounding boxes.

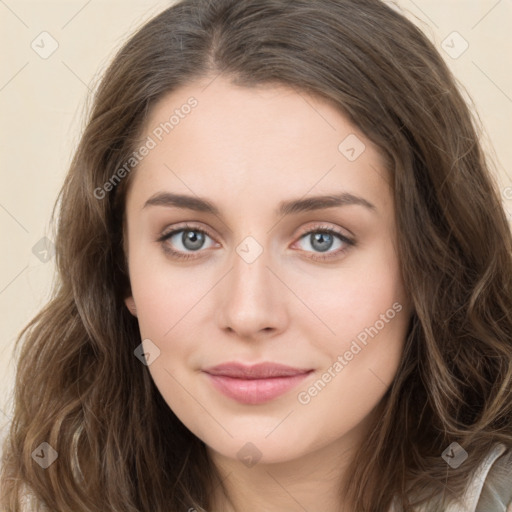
[204,372,312,405]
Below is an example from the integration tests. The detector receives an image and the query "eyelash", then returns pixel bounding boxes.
[157,223,356,262]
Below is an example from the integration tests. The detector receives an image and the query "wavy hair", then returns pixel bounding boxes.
[1,0,512,510]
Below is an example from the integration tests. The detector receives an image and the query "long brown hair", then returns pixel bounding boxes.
[2,0,511,510]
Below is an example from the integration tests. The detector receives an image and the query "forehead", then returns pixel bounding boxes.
[126,76,392,214]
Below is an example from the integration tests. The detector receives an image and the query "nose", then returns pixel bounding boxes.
[215,242,289,340]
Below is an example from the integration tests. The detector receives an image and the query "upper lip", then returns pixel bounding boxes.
[203,362,313,379]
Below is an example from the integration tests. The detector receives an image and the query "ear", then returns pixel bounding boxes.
[124,296,137,317]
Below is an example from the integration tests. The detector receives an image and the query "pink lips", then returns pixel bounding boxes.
[202,362,313,405]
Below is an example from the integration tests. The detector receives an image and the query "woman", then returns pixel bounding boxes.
[1,0,511,510]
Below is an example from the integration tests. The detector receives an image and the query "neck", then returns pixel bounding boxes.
[207,411,377,512]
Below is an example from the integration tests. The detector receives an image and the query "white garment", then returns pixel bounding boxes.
[389,443,511,512]
[445,443,508,512]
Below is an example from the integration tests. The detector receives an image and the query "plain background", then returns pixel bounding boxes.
[1,0,511,445]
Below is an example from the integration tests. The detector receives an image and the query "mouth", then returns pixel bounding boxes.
[202,362,314,405]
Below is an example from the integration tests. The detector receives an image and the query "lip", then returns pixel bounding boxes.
[202,362,314,404]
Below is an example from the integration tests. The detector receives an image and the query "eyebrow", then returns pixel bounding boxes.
[143,191,377,216]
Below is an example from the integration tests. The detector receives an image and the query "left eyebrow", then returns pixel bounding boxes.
[142,191,377,216]
[277,193,377,216]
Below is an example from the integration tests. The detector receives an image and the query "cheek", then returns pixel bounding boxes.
[298,239,407,352]
[128,246,203,339]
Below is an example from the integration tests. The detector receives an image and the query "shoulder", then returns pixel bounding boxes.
[411,443,512,512]
[475,443,512,512]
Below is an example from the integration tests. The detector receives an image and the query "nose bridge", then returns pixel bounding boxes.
[229,235,272,308]
[216,233,287,337]
[232,236,268,295]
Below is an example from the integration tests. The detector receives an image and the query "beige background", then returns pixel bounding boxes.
[1,0,511,444]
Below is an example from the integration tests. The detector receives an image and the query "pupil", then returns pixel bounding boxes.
[311,232,332,252]
[183,230,204,250]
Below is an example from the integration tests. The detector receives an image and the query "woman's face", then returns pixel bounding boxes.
[123,76,413,466]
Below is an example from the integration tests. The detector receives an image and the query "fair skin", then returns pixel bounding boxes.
[123,75,413,512]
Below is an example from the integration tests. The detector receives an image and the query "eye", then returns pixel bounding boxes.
[157,223,217,260]
[292,225,355,261]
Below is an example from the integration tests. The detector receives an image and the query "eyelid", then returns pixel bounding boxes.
[295,222,353,240]
[157,222,216,243]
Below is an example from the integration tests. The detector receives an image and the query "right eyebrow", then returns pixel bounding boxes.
[143,192,219,214]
